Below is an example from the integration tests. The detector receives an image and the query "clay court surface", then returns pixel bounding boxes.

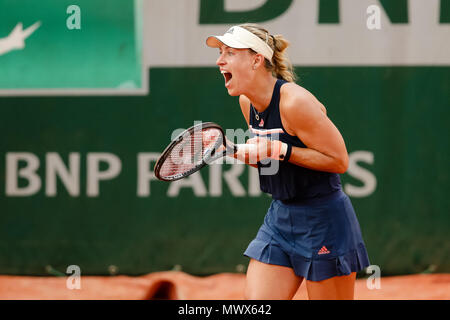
[0,272,448,300]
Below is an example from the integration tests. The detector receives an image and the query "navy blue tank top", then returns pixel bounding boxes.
[249,79,342,201]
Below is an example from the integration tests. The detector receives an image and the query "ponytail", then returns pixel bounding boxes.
[239,23,297,82]
[271,34,297,82]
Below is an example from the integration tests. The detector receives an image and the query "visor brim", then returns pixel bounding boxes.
[206,34,250,50]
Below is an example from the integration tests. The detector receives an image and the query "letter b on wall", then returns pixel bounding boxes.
[199,0,293,24]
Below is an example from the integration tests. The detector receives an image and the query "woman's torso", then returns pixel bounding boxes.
[248,79,342,201]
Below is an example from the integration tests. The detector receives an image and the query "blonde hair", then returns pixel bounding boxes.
[239,23,297,82]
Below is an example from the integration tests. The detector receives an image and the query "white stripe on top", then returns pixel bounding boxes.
[249,125,284,136]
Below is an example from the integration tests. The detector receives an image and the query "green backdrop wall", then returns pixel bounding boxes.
[1,67,449,276]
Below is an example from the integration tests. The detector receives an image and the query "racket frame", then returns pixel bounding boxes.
[154,122,235,182]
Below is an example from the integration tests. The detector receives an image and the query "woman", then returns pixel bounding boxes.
[206,24,370,300]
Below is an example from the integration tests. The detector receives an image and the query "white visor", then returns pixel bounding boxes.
[206,26,274,62]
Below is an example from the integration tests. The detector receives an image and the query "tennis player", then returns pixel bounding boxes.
[206,24,370,300]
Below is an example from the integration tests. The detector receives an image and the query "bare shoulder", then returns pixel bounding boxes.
[279,83,328,134]
[279,83,327,116]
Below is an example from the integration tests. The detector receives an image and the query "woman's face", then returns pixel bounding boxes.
[216,44,255,96]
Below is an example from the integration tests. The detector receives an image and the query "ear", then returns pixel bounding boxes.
[252,53,265,69]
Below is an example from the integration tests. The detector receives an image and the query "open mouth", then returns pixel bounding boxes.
[221,70,233,87]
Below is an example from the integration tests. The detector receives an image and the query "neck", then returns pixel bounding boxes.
[244,73,277,113]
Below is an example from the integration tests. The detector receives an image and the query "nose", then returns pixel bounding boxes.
[216,53,225,66]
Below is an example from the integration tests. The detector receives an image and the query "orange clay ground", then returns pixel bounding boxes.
[0,272,448,300]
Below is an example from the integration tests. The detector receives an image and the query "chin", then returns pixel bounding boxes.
[226,86,241,97]
[227,90,240,97]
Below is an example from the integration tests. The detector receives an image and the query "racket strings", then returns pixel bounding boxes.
[159,128,222,178]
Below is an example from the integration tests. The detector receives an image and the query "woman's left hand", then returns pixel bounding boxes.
[245,136,281,163]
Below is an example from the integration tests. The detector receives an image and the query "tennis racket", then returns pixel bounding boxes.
[154,122,255,181]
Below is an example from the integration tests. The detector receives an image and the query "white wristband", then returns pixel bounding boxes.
[279,142,288,160]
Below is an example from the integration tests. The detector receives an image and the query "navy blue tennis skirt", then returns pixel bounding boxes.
[244,189,370,282]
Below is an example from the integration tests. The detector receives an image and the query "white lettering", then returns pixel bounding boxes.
[167,171,207,197]
[248,166,262,197]
[87,153,122,197]
[46,152,80,196]
[345,151,377,198]
[209,163,222,196]
[137,153,160,196]
[6,152,41,196]
[223,163,246,196]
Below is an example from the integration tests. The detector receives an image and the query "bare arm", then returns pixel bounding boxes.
[280,84,349,173]
[233,95,258,168]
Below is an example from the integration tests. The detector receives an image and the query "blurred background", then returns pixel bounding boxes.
[0,0,448,279]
